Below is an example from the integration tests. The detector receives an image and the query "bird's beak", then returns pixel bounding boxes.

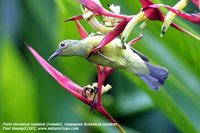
[48,49,62,61]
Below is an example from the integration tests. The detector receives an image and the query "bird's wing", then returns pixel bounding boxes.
[130,47,149,62]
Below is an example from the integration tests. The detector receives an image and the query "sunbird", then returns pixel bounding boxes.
[48,34,168,90]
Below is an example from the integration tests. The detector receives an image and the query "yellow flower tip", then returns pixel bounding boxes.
[161,0,189,36]
[139,20,149,30]
[121,11,147,43]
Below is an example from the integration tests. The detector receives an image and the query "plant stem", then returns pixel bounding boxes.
[97,65,104,105]
[95,66,126,132]
[95,105,126,133]
[171,22,200,41]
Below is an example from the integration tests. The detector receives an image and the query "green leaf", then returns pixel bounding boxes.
[0,37,38,125]
[123,25,200,133]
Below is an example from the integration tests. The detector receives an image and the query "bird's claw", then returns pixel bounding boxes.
[82,83,99,112]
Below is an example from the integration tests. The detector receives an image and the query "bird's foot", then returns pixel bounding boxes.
[82,83,98,112]
[89,87,98,112]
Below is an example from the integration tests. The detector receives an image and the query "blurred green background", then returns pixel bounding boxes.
[1,0,200,133]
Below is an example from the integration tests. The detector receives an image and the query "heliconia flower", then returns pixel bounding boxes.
[79,0,128,19]
[145,3,200,40]
[68,3,134,50]
[66,1,138,50]
[141,0,200,40]
[140,0,186,27]
[68,14,131,51]
[191,0,200,8]
[92,18,132,51]
[150,4,200,25]
[161,0,189,36]
[66,4,130,43]
[139,0,165,21]
[121,11,147,43]
[82,8,116,33]
[70,0,199,51]
[119,0,199,43]
[27,46,127,131]
[66,14,115,34]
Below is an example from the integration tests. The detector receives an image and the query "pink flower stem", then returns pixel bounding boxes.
[95,66,126,132]
[94,104,126,133]
[97,66,114,105]
[128,33,143,45]
[97,65,104,106]
[75,20,88,39]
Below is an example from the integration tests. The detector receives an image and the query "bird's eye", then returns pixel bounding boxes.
[60,43,65,47]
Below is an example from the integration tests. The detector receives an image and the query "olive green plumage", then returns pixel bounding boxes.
[48,35,168,90]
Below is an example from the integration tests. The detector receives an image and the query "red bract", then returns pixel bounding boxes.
[75,20,88,39]
[191,0,200,8]
[96,66,114,105]
[79,0,128,19]
[140,0,182,33]
[27,46,127,132]
[66,1,135,50]
[66,15,132,50]
[65,15,83,21]
[140,0,200,39]
[140,0,183,27]
[150,4,200,25]
[27,46,86,102]
[139,0,164,21]
[92,18,131,51]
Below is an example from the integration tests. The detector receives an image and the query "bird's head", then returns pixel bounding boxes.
[48,40,79,61]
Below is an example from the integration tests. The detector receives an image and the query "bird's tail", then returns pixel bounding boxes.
[138,62,169,90]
